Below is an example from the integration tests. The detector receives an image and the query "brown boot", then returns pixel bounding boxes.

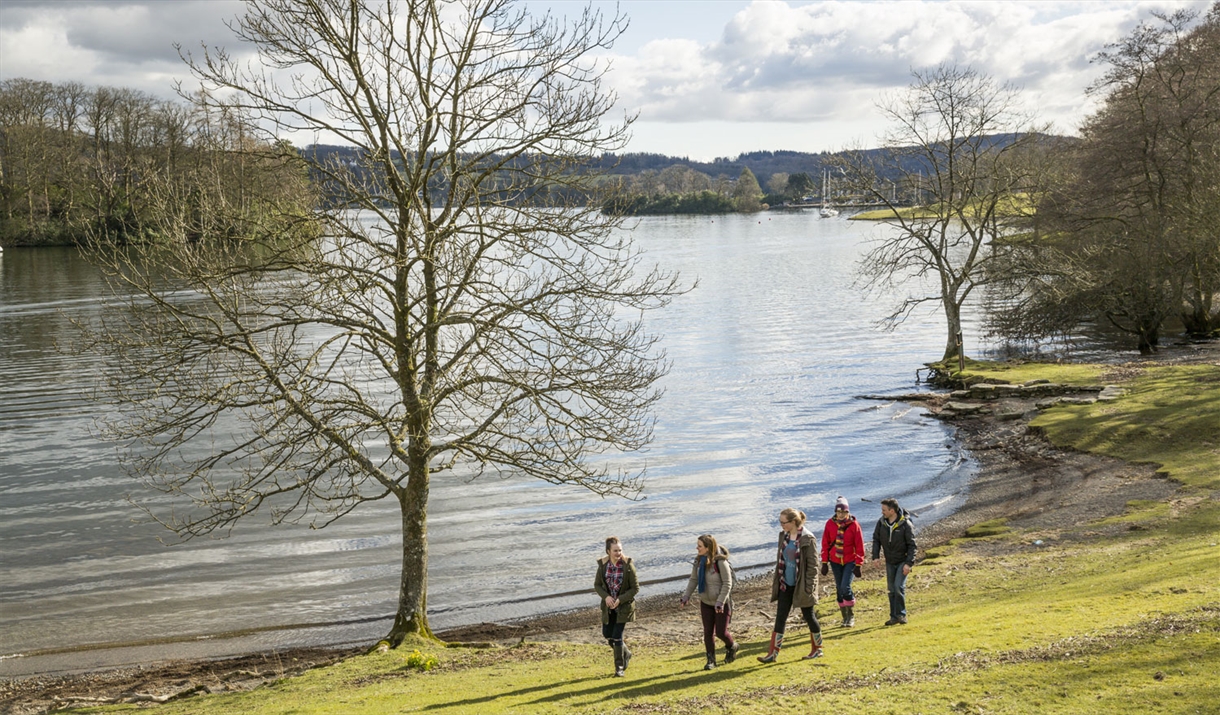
[802,630,824,659]
[757,631,783,663]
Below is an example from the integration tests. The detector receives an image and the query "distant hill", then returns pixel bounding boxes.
[588,133,1064,188]
[302,133,1069,206]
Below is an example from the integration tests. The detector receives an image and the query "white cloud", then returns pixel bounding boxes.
[0,0,249,99]
[1,0,1210,157]
[609,0,1208,143]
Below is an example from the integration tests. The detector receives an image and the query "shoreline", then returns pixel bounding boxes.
[4,343,1215,714]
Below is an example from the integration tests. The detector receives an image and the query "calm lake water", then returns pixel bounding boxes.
[1,213,980,672]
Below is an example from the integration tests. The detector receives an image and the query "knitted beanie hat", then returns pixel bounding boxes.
[835,495,850,511]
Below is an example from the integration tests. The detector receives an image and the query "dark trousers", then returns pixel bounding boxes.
[602,610,626,643]
[699,601,735,654]
[830,562,856,606]
[773,584,820,635]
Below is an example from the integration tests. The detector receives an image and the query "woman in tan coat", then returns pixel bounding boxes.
[679,534,738,669]
[758,507,823,662]
[594,536,639,677]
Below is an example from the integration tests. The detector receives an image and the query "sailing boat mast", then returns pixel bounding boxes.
[820,167,839,218]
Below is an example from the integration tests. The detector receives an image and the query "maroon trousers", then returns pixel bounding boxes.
[699,601,736,654]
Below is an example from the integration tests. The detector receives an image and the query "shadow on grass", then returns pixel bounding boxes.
[420,673,609,710]
[425,640,837,710]
[527,655,828,706]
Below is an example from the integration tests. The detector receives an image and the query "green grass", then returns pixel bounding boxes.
[849,194,1035,222]
[944,358,1107,386]
[961,518,1011,538]
[70,360,1220,714]
[1029,364,1220,489]
[850,205,940,220]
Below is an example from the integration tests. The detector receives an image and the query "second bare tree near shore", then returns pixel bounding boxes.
[844,64,1045,364]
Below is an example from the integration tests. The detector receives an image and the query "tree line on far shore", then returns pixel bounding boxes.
[599,166,767,215]
[0,79,313,246]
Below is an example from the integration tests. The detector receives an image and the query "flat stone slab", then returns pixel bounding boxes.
[944,401,986,413]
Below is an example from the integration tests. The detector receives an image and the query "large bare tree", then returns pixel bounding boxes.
[986,7,1220,354]
[844,64,1044,364]
[85,0,679,645]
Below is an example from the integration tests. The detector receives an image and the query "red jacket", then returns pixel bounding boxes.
[821,516,865,566]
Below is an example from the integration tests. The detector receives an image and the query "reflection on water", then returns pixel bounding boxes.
[3,214,981,660]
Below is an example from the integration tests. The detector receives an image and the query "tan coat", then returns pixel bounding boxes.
[594,556,639,624]
[770,529,819,608]
[681,554,734,608]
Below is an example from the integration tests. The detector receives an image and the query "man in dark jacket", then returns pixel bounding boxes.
[871,498,916,625]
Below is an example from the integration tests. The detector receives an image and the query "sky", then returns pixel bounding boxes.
[0,0,1212,160]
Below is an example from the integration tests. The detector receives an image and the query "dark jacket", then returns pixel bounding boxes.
[770,528,819,608]
[872,509,917,567]
[595,557,640,624]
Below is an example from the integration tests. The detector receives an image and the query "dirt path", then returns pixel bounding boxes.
[4,341,1215,715]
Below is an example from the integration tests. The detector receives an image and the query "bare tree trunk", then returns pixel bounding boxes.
[387,464,433,645]
[942,299,964,364]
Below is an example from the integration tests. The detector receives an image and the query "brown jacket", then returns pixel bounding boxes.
[594,557,639,624]
[770,529,819,608]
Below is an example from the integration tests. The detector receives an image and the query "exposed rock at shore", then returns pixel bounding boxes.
[884,382,1129,421]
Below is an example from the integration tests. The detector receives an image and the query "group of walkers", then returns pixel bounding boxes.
[594,496,917,676]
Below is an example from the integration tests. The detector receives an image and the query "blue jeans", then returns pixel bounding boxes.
[829,562,856,606]
[886,562,909,620]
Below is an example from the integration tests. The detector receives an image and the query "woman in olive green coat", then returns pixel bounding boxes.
[594,535,639,677]
[758,507,823,662]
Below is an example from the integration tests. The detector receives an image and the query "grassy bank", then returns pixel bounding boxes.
[70,361,1220,715]
[849,194,1034,221]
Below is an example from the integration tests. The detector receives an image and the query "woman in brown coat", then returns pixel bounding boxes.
[758,507,823,662]
[594,536,639,677]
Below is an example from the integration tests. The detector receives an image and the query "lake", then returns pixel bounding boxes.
[1,212,977,674]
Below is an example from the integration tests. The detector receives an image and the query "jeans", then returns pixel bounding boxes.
[773,583,820,634]
[699,601,736,655]
[886,562,909,620]
[602,610,626,643]
[830,562,856,606]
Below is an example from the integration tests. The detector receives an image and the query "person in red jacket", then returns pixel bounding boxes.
[821,496,865,627]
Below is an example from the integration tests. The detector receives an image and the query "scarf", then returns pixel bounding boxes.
[777,528,804,589]
[832,514,855,563]
[604,559,624,598]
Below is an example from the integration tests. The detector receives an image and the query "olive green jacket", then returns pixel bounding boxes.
[595,557,639,624]
[770,529,819,608]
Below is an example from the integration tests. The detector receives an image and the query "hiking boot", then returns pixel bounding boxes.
[724,642,738,663]
[703,656,716,671]
[884,618,898,626]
